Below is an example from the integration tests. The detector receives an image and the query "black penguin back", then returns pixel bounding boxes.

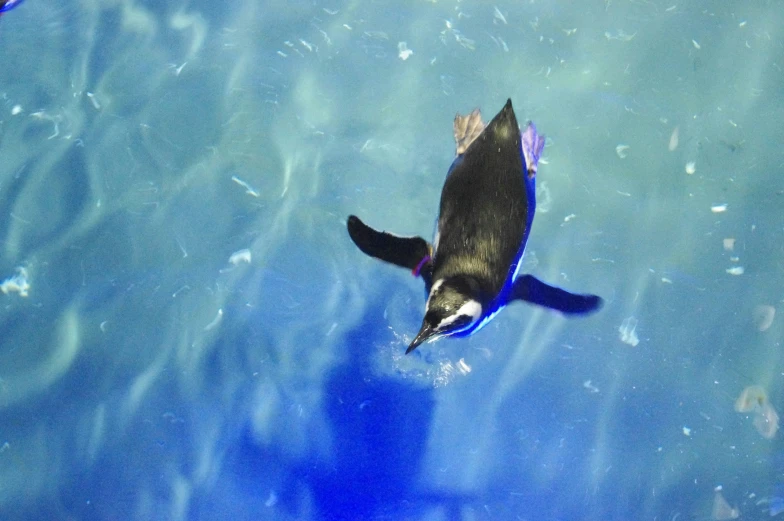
[434,99,528,298]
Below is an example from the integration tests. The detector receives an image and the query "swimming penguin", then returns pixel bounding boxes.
[347,99,602,354]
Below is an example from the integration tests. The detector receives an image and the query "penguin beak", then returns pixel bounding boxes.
[406,321,437,354]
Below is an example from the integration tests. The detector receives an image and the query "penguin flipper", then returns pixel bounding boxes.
[347,215,433,279]
[510,274,603,315]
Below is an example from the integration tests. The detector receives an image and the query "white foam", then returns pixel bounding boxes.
[0,267,30,297]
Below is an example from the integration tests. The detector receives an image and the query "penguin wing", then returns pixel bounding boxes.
[509,274,603,314]
[347,215,433,282]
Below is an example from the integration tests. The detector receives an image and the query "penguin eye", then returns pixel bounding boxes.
[459,314,473,325]
[451,315,472,329]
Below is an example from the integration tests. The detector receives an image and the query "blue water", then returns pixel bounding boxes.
[1,1,783,520]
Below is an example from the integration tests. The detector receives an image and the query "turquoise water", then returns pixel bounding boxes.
[1,1,783,520]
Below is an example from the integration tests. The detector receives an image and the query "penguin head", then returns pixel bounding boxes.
[407,276,483,354]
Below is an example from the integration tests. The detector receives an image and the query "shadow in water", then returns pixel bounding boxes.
[307,307,435,520]
[220,281,478,520]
